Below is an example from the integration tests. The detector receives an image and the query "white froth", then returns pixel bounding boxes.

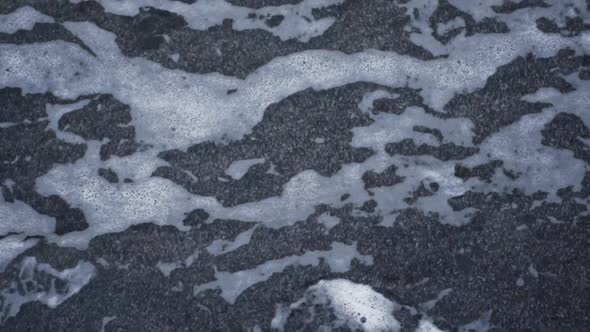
[33,139,364,246]
[0,6,54,34]
[352,106,475,148]
[473,111,587,200]
[450,0,589,24]
[0,18,580,150]
[0,257,96,322]
[349,106,480,225]
[459,310,493,332]
[0,198,56,236]
[446,0,503,21]
[401,0,448,56]
[206,225,258,255]
[317,213,340,231]
[311,279,400,331]
[528,264,539,278]
[272,279,401,331]
[35,142,212,248]
[0,1,586,249]
[156,261,182,277]
[358,89,399,113]
[194,242,373,303]
[462,81,590,201]
[415,319,446,332]
[0,236,38,272]
[45,100,91,144]
[420,288,453,311]
[437,17,466,35]
[100,316,116,332]
[72,0,343,41]
[224,158,265,180]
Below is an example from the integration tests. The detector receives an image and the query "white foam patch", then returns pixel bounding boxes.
[35,99,571,249]
[100,316,116,332]
[420,288,453,311]
[30,141,303,246]
[0,19,582,150]
[34,142,213,248]
[401,0,448,57]
[272,279,401,332]
[225,158,265,180]
[352,106,475,149]
[0,197,56,236]
[71,0,343,42]
[45,100,91,144]
[317,213,340,231]
[310,279,400,331]
[156,261,182,277]
[403,0,590,58]
[0,257,96,322]
[415,319,445,332]
[446,0,503,21]
[33,143,361,246]
[348,74,588,225]
[206,225,258,255]
[157,248,202,277]
[31,139,365,246]
[416,310,493,332]
[0,236,38,272]
[334,144,476,226]
[438,17,466,35]
[461,82,590,201]
[459,310,493,332]
[0,6,54,34]
[169,53,180,62]
[469,111,587,201]
[450,0,589,23]
[194,242,372,303]
[414,309,492,332]
[358,89,399,113]
[0,4,586,247]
